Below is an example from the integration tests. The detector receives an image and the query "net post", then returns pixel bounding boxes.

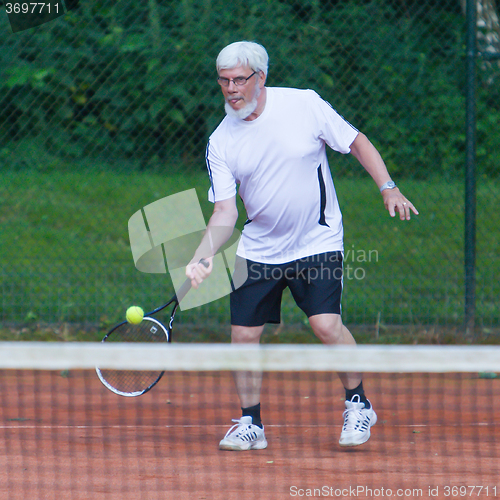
[464,0,477,340]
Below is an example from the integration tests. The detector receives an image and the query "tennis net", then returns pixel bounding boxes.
[0,342,499,500]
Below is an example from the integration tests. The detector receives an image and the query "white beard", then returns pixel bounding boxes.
[224,87,261,120]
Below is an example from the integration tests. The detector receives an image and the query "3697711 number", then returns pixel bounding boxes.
[5,3,60,14]
[443,486,497,497]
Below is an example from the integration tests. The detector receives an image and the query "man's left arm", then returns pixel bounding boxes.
[349,132,419,221]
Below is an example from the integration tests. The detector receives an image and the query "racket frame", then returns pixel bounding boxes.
[95,316,170,396]
[96,260,207,396]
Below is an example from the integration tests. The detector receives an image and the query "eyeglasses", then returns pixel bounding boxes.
[217,71,257,87]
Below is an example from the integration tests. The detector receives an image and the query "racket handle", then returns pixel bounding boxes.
[175,258,210,303]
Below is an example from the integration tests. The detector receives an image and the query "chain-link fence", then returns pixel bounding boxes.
[0,0,499,341]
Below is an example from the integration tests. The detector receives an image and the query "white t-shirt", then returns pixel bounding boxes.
[206,87,359,264]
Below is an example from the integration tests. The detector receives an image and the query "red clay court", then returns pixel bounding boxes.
[1,366,498,500]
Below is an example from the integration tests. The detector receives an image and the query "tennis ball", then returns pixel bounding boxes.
[126,306,144,325]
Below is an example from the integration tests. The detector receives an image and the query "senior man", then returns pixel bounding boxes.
[186,40,418,451]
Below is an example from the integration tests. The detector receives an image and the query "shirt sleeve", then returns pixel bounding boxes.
[206,134,237,203]
[309,90,359,154]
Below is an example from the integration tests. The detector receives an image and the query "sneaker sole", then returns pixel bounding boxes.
[339,430,371,447]
[219,439,268,451]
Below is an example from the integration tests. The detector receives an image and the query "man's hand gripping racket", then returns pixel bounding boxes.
[96,258,210,397]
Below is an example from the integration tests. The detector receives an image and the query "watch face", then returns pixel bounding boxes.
[381,181,396,192]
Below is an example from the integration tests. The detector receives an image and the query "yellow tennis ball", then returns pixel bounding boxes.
[126,306,144,325]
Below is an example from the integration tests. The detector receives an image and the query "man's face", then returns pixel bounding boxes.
[218,66,265,119]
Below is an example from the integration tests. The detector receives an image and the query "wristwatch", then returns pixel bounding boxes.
[379,180,396,193]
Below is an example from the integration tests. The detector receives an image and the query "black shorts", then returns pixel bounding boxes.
[230,251,343,327]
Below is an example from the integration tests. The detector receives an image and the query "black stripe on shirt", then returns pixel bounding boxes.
[205,140,216,201]
[317,165,330,227]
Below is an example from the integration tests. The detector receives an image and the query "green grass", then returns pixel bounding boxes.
[1,169,499,343]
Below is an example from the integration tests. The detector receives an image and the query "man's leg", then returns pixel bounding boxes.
[308,313,377,447]
[222,256,284,450]
[219,324,268,451]
[308,313,361,390]
[231,324,265,409]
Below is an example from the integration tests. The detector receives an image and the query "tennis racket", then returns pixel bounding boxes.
[96,259,209,397]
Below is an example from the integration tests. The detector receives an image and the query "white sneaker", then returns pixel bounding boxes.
[219,416,268,451]
[339,395,377,447]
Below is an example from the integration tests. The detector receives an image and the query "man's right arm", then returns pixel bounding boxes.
[185,196,238,289]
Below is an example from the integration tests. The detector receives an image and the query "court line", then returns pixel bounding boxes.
[0,422,496,429]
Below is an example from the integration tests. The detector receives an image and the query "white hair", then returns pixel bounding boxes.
[216,41,269,76]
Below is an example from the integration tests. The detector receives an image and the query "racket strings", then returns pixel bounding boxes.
[97,317,169,396]
[97,369,164,395]
[111,319,169,343]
